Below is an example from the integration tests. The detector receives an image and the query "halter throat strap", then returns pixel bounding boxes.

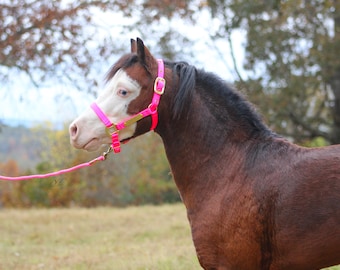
[91,59,166,153]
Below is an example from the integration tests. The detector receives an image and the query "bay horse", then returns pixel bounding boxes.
[69,38,340,270]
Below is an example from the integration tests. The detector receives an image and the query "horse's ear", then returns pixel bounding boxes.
[136,38,147,62]
[136,38,156,71]
[131,39,137,53]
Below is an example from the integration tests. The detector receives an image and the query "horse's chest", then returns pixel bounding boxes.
[187,197,266,269]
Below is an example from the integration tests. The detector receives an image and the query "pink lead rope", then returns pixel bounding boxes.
[0,59,166,181]
[0,148,112,181]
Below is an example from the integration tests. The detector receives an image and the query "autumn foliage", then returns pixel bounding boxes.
[0,126,180,208]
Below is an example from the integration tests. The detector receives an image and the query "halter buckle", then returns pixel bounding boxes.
[106,125,118,136]
[154,77,166,95]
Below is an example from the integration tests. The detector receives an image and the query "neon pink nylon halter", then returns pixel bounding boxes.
[0,60,165,181]
[91,59,166,153]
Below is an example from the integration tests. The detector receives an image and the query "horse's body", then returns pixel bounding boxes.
[69,38,340,269]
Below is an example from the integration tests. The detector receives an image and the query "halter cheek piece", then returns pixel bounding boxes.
[90,59,166,153]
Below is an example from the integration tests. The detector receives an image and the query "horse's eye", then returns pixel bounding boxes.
[118,89,129,97]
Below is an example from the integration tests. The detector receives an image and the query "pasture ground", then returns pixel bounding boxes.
[0,204,199,270]
[0,204,339,270]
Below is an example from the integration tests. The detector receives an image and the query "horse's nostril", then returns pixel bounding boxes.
[70,123,78,138]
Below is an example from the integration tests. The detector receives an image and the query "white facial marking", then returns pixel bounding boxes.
[69,70,142,151]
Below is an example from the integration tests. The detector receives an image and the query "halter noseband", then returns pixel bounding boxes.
[90,59,166,153]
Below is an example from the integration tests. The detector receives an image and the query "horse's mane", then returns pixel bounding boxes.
[164,61,196,119]
[167,60,273,137]
[106,56,272,137]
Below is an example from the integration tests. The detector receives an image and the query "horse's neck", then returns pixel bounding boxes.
[157,96,249,208]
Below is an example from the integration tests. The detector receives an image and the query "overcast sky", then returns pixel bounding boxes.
[0,9,246,128]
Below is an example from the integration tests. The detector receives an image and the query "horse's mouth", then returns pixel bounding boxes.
[97,136,133,151]
[120,137,133,144]
[83,138,100,151]
[81,133,135,152]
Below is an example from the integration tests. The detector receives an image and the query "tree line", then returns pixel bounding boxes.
[0,125,180,207]
[1,0,340,144]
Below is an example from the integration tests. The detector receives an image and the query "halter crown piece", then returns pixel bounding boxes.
[91,59,166,153]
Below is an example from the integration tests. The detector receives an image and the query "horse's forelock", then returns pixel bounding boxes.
[105,54,139,84]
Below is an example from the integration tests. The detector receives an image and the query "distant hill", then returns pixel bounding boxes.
[0,125,44,170]
[0,118,65,129]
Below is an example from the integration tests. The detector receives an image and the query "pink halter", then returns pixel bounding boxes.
[0,60,165,181]
[91,59,166,153]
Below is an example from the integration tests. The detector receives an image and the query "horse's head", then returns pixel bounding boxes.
[69,38,163,152]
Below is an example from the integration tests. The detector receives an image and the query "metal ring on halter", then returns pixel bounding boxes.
[148,103,158,114]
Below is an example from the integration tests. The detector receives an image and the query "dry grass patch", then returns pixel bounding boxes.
[0,204,199,270]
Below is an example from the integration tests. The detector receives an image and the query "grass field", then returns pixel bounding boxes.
[0,204,199,270]
[0,204,339,270]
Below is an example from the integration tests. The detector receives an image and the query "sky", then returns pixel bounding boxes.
[0,9,246,129]
[1,73,93,128]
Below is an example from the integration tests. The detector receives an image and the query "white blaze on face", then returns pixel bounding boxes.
[69,69,142,151]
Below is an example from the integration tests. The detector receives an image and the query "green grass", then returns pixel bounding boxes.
[0,204,339,270]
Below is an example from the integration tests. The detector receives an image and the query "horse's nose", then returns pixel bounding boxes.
[69,122,78,140]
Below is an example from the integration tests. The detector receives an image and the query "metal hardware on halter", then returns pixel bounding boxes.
[91,59,166,154]
[105,125,118,136]
[102,146,113,160]
[124,113,144,127]
[154,77,166,95]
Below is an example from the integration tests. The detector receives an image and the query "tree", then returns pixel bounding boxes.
[33,125,177,206]
[0,159,21,207]
[0,0,193,91]
[205,0,340,144]
[0,159,20,177]
[1,0,120,92]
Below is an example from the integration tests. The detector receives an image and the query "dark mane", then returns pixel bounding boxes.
[164,61,196,120]
[167,61,273,137]
[197,70,273,136]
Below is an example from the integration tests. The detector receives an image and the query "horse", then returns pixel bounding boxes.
[69,38,340,270]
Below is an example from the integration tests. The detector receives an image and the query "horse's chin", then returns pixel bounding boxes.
[81,133,135,152]
[83,138,102,152]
